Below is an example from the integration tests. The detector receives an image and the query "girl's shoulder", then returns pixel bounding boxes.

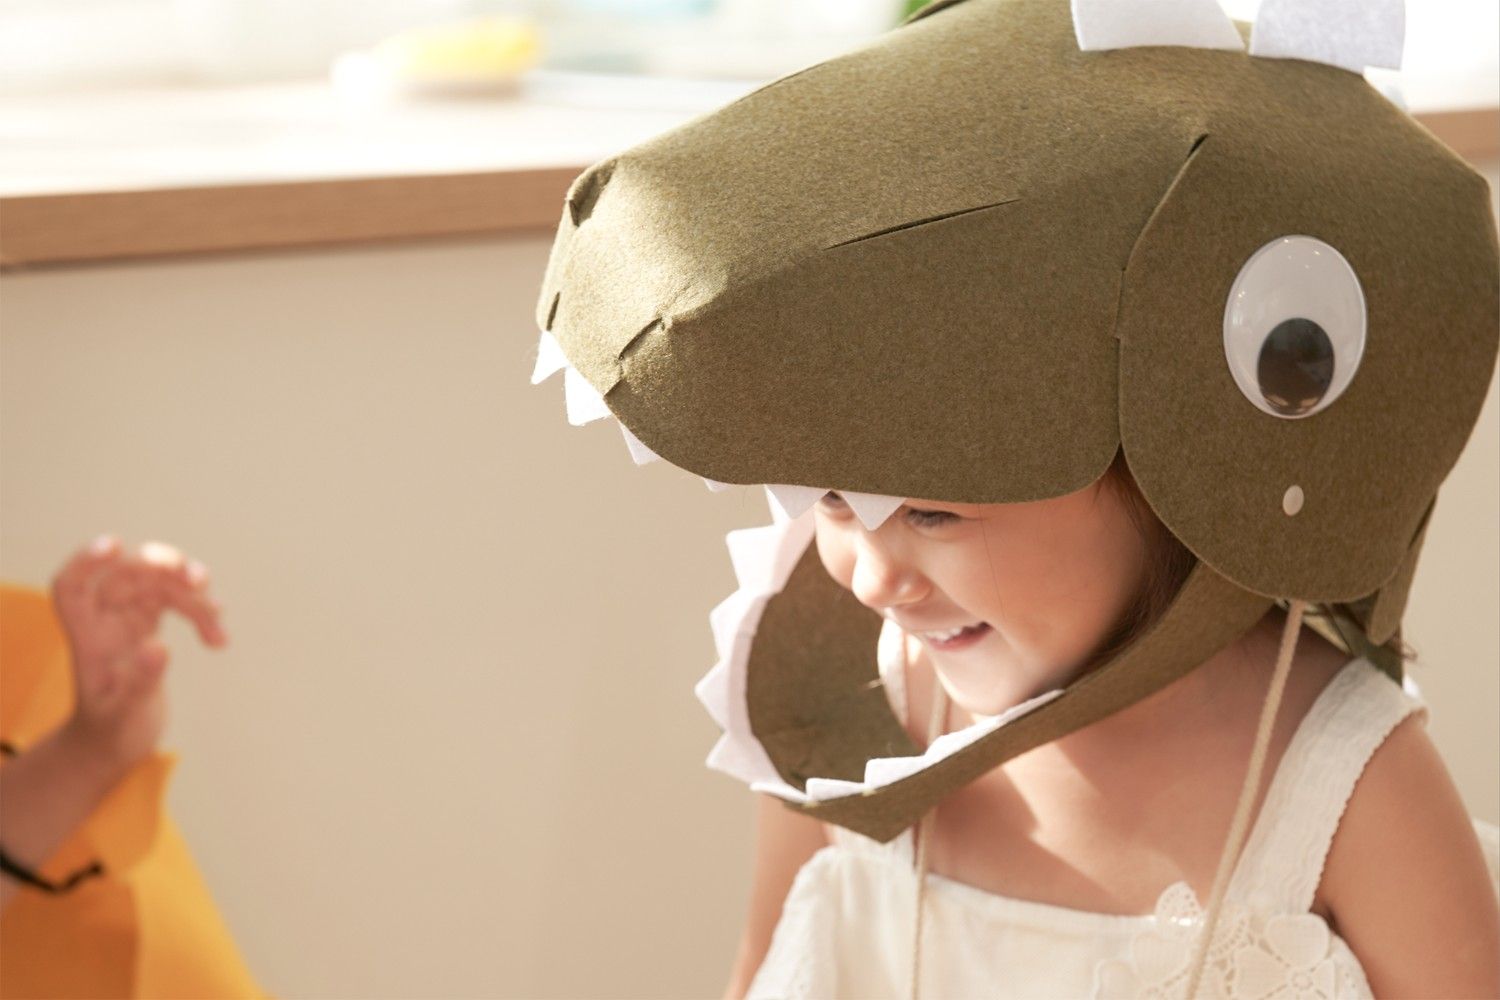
[1316,696,1500,992]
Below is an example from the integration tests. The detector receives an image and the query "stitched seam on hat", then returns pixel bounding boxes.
[821,198,1023,250]
[1113,132,1211,340]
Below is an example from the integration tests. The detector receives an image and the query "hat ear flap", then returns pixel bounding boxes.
[1250,0,1405,73]
[1307,497,1434,684]
[1071,0,1244,52]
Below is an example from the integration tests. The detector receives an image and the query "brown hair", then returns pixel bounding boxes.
[1084,448,1199,670]
[1081,447,1415,674]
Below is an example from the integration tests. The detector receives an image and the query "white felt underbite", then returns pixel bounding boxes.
[694,513,1063,805]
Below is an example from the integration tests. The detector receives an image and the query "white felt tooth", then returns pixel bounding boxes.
[863,754,931,788]
[724,519,815,594]
[764,484,826,521]
[563,365,612,426]
[694,515,819,799]
[703,477,732,492]
[725,525,782,592]
[709,590,758,659]
[1072,0,1244,53]
[769,516,817,588]
[530,329,568,385]
[706,734,774,787]
[617,422,661,465]
[750,778,813,804]
[842,491,907,531]
[802,777,865,801]
[694,660,731,730]
[1250,0,1404,73]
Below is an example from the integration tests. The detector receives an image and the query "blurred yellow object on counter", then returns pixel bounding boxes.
[332,15,541,98]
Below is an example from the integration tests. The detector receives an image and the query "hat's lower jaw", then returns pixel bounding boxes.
[781,558,1274,843]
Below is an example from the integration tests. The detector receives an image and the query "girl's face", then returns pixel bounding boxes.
[813,476,1151,718]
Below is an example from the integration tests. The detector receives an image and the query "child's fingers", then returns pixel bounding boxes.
[127,638,170,698]
[51,534,124,619]
[108,543,228,647]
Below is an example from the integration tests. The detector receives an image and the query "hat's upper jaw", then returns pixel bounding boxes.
[538,0,1197,506]
[532,0,1499,840]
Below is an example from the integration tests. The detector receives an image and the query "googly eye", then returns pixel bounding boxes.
[1223,236,1366,419]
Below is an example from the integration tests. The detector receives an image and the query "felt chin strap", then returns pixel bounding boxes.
[796,559,1276,841]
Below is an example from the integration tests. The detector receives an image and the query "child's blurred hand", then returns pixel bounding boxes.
[48,536,228,771]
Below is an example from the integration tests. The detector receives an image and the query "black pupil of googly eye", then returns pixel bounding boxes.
[1257,318,1335,417]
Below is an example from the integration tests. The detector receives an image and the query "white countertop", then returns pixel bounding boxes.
[2,68,1493,200]
[0,73,761,197]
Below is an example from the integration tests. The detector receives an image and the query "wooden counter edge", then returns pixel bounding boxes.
[1,107,1495,271]
[0,166,581,271]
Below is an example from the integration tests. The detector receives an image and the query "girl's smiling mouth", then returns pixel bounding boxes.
[916,621,993,650]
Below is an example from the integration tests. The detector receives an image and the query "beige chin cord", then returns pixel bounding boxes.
[1183,598,1306,997]
[908,629,950,1000]
[904,601,1308,1000]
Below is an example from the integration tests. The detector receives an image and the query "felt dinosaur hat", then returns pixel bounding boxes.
[529,0,1498,843]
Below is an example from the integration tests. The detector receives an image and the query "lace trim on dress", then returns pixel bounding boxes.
[1228,659,1425,914]
[1091,881,1373,999]
[1092,659,1423,1000]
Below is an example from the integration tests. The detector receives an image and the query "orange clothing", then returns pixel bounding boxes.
[0,584,267,999]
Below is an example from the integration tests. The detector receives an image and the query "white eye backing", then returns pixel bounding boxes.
[1223,236,1367,420]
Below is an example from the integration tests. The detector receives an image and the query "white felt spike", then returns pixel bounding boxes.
[1250,0,1404,73]
[842,491,907,531]
[709,590,758,659]
[750,779,812,804]
[1072,0,1244,52]
[563,365,612,426]
[765,484,827,520]
[694,660,732,730]
[725,524,788,592]
[617,422,661,465]
[706,733,775,787]
[530,329,568,385]
[703,477,733,492]
[800,777,864,801]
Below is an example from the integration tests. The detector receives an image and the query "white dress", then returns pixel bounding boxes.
[747,658,1500,999]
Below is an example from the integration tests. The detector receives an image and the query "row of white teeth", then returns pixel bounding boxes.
[922,624,981,642]
[531,329,909,530]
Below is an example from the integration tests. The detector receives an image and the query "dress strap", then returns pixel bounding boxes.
[1228,658,1427,913]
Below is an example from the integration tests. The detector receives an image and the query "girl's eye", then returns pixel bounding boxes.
[819,492,958,528]
[904,506,958,528]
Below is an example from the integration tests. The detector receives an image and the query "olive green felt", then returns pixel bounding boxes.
[532,0,1498,838]
[1116,115,1496,601]
[1367,497,1435,646]
[767,559,1274,843]
[743,526,1408,841]
[747,544,920,787]
[536,0,1499,603]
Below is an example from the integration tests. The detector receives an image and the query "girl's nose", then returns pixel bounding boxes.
[849,534,926,611]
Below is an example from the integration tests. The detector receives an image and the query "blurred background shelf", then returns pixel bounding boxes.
[2,75,1495,270]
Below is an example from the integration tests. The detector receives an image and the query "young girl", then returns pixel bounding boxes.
[724,455,1500,997]
[527,0,1500,994]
